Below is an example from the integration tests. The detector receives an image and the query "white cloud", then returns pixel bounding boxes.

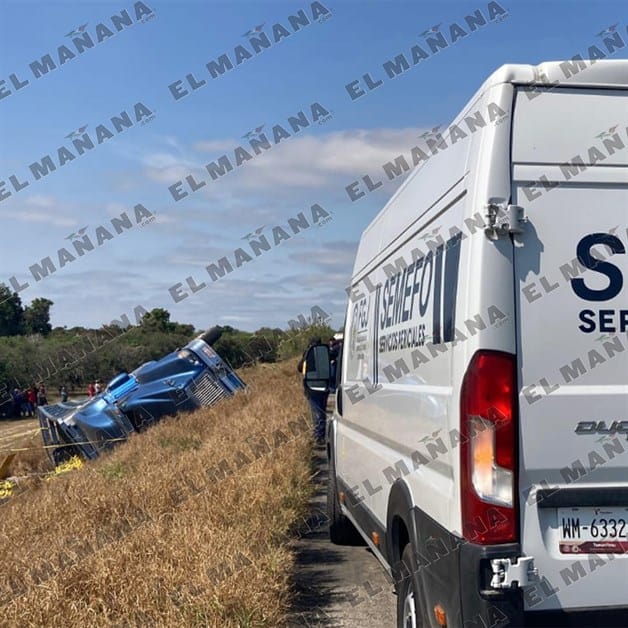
[143,152,199,170]
[104,202,128,217]
[26,194,56,208]
[219,314,254,323]
[141,127,426,195]
[2,210,77,227]
[152,212,178,225]
[167,255,216,267]
[0,195,78,227]
[6,129,420,330]
[193,139,238,152]
[244,129,421,177]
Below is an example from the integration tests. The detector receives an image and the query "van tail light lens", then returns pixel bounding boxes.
[460,351,518,544]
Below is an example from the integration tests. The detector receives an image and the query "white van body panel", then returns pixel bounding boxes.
[334,60,628,623]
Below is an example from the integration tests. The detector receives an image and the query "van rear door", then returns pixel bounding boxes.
[511,86,628,612]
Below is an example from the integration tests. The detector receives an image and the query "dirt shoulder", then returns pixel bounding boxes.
[0,418,40,451]
[288,448,396,627]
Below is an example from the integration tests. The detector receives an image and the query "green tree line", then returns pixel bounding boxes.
[0,285,335,408]
[0,285,54,336]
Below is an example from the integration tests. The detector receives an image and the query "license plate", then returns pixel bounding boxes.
[559,507,628,554]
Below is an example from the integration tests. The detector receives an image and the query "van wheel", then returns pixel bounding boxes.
[327,453,362,545]
[397,544,422,628]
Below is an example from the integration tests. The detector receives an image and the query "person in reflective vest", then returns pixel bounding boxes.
[297,337,329,445]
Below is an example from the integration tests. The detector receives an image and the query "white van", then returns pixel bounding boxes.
[305,60,628,626]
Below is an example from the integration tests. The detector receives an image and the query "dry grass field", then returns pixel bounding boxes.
[0,360,313,627]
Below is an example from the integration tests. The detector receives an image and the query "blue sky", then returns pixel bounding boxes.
[0,0,626,332]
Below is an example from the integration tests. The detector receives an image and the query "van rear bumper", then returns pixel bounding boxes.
[410,507,628,627]
[409,506,523,626]
[457,540,523,626]
[524,607,628,627]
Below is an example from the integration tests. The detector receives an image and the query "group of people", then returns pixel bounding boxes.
[299,335,343,445]
[5,379,107,418]
[9,384,57,418]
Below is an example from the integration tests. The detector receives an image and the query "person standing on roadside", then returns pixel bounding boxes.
[328,337,341,393]
[37,384,48,406]
[21,388,33,417]
[298,337,330,445]
[27,386,37,413]
[11,389,22,418]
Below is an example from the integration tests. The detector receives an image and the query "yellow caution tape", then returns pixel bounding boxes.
[1,435,129,454]
[0,427,42,443]
[0,455,85,502]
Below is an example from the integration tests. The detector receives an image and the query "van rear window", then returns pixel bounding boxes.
[512,87,628,166]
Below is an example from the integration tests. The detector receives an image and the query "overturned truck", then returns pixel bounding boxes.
[38,328,245,465]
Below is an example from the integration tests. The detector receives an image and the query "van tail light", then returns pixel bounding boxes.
[460,350,518,544]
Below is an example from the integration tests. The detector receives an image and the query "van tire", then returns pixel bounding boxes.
[396,544,422,628]
[327,452,362,545]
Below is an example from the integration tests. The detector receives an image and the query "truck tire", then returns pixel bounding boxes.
[52,445,78,466]
[327,451,363,545]
[396,543,423,628]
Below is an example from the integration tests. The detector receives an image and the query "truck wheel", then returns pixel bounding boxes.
[397,544,422,628]
[52,446,76,466]
[327,452,362,545]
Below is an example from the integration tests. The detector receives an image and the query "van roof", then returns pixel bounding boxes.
[353,60,628,280]
[481,59,628,90]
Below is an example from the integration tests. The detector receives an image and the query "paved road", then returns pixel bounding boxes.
[288,448,397,627]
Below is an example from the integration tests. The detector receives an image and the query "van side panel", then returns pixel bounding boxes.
[339,82,516,544]
[339,139,469,541]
